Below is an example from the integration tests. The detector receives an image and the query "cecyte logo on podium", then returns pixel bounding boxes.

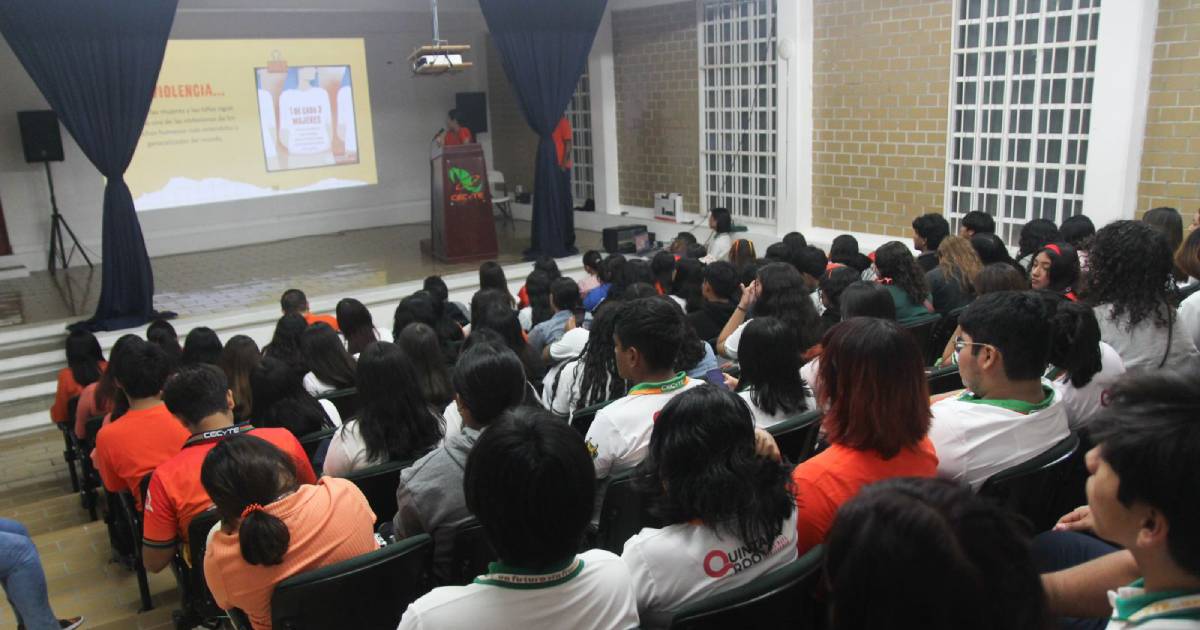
[449,166,485,203]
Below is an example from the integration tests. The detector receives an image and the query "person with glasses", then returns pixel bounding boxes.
[928,291,1070,491]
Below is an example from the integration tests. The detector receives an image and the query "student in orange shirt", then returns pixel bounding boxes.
[552,115,575,250]
[791,317,938,552]
[141,365,316,574]
[93,339,190,509]
[201,435,377,630]
[75,335,138,439]
[279,288,338,331]
[50,330,106,424]
[437,109,473,147]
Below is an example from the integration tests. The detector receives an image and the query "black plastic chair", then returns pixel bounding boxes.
[447,521,496,586]
[77,416,105,521]
[569,399,614,437]
[343,458,415,528]
[270,533,434,630]
[902,313,942,365]
[317,387,359,422]
[765,410,822,464]
[594,469,662,555]
[171,507,224,630]
[59,396,81,492]
[927,306,966,366]
[298,427,336,468]
[115,473,155,612]
[663,545,826,629]
[927,366,964,396]
[979,432,1081,533]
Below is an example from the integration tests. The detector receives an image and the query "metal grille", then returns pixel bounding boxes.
[699,0,778,223]
[947,0,1101,245]
[565,72,595,204]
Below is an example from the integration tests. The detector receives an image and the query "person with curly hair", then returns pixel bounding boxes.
[927,235,982,313]
[1084,220,1198,371]
[543,302,627,416]
[716,262,823,359]
[873,241,934,325]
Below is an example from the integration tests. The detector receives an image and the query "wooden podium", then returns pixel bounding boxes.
[429,144,498,263]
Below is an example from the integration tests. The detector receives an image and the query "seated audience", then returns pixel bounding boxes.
[669,257,704,313]
[1039,367,1200,628]
[249,356,339,437]
[336,297,381,356]
[397,322,454,411]
[688,261,740,343]
[583,255,624,312]
[391,291,438,342]
[93,339,189,508]
[674,320,722,386]
[517,257,560,309]
[280,288,338,330]
[792,245,830,314]
[927,234,982,312]
[825,477,1047,630]
[702,207,734,263]
[142,365,315,573]
[669,232,698,256]
[817,266,861,332]
[74,334,136,439]
[323,341,442,476]
[473,301,546,385]
[622,387,797,624]
[971,232,1025,275]
[1015,218,1062,271]
[51,329,106,425]
[912,213,951,272]
[529,277,581,359]
[519,269,553,332]
[578,250,604,297]
[261,313,307,373]
[718,262,822,359]
[181,327,222,367]
[0,518,83,629]
[478,260,517,308]
[1143,206,1187,284]
[937,262,1030,365]
[873,241,935,324]
[586,298,702,480]
[1176,227,1200,350]
[544,303,626,416]
[729,239,758,283]
[1030,243,1081,300]
[791,317,938,552]
[202,435,377,630]
[838,281,898,320]
[928,291,1069,490]
[734,317,810,428]
[423,275,470,328]
[684,243,708,260]
[391,343,527,582]
[650,251,677,296]
[397,409,639,629]
[828,234,873,273]
[782,231,807,252]
[299,322,356,396]
[957,209,996,238]
[218,335,261,423]
[1084,220,1199,370]
[147,318,183,369]
[1044,297,1125,431]
[1061,214,1097,272]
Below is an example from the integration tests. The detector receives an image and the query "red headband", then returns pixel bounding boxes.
[1044,243,1062,256]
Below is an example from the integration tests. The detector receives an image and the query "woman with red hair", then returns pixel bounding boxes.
[791,316,938,552]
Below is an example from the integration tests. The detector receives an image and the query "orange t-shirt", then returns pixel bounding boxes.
[50,362,106,424]
[442,127,473,146]
[143,425,317,548]
[303,312,339,332]
[204,478,378,630]
[73,381,114,439]
[93,403,190,509]
[791,438,939,552]
[552,116,572,167]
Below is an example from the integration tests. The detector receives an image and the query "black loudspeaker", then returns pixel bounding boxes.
[17,110,64,163]
[455,92,488,135]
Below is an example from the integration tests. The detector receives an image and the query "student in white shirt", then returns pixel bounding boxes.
[299,322,356,397]
[1174,228,1200,352]
[543,304,624,416]
[825,477,1048,629]
[585,298,703,481]
[717,263,822,360]
[732,317,810,428]
[1043,298,1126,431]
[701,208,734,264]
[1086,221,1199,371]
[397,409,640,630]
[928,291,1071,491]
[622,387,797,626]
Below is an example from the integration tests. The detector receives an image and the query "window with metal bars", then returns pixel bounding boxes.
[699,0,778,224]
[946,0,1101,245]
[565,72,595,205]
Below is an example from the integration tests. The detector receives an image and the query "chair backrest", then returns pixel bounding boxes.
[665,545,826,629]
[927,366,964,396]
[182,508,224,621]
[298,427,336,463]
[927,306,966,366]
[765,409,823,464]
[447,520,497,586]
[902,314,942,363]
[979,432,1081,532]
[595,469,662,555]
[317,387,359,422]
[271,534,433,630]
[569,399,614,437]
[343,459,414,528]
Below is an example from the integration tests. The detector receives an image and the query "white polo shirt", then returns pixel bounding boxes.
[585,373,703,479]
[927,384,1070,491]
[397,549,639,630]
[1049,342,1125,432]
[621,509,798,624]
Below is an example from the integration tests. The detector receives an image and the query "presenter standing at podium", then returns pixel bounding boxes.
[436,109,473,147]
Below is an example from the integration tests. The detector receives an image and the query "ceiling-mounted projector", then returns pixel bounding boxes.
[410,0,473,76]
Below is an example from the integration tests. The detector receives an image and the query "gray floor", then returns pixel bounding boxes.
[0,220,601,328]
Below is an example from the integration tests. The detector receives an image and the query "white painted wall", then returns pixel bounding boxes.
[0,6,492,271]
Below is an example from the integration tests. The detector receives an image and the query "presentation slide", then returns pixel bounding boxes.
[126,39,377,211]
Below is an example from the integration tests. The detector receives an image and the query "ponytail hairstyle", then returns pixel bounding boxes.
[524,270,554,328]
[200,434,298,566]
[651,250,677,293]
[1041,293,1104,389]
[65,329,105,388]
[873,241,930,305]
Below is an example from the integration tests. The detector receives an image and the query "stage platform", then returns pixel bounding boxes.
[0,220,601,437]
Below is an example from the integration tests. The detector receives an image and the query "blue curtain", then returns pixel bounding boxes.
[478,0,607,259]
[0,0,178,331]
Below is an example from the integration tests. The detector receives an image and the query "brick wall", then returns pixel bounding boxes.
[613,1,701,213]
[486,37,539,193]
[1137,1,1200,217]
[811,1,953,236]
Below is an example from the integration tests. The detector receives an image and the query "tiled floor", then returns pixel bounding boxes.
[0,220,600,328]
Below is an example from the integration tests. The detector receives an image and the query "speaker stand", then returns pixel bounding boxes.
[43,162,92,274]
